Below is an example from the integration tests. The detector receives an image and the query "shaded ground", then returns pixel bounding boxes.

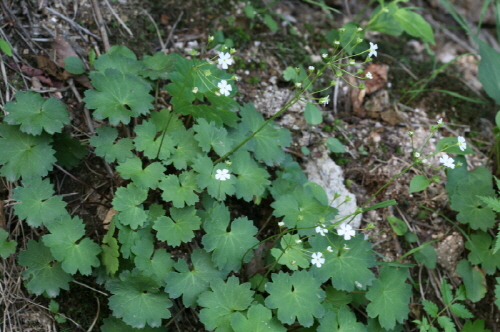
[1,0,499,331]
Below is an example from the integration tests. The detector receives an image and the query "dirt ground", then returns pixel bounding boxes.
[1,0,499,331]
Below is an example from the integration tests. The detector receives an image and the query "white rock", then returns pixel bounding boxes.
[304,148,361,229]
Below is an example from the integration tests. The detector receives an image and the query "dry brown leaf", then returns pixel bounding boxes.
[51,36,79,68]
[364,63,389,95]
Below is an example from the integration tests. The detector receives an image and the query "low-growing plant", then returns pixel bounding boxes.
[2,1,500,331]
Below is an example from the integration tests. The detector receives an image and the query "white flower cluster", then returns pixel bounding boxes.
[217,52,235,97]
[311,223,356,268]
[439,136,467,169]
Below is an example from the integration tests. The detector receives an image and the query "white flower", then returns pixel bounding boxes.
[192,87,198,93]
[326,246,333,252]
[278,221,285,227]
[337,223,355,240]
[357,27,363,32]
[308,66,315,71]
[295,82,302,88]
[437,118,443,125]
[218,80,232,96]
[315,226,328,236]
[334,40,340,45]
[311,252,325,268]
[414,152,420,158]
[215,169,231,181]
[218,52,234,69]
[320,96,330,106]
[322,53,328,58]
[295,239,302,244]
[208,35,214,42]
[366,72,373,79]
[368,42,378,58]
[458,136,466,151]
[439,154,455,169]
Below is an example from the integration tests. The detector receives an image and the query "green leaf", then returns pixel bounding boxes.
[4,91,70,135]
[0,124,56,181]
[107,269,172,329]
[318,305,367,332]
[0,38,12,56]
[84,68,154,125]
[132,240,174,285]
[436,137,473,155]
[117,224,154,259]
[440,279,453,305]
[239,103,292,166]
[495,277,500,309]
[205,93,240,127]
[64,56,85,74]
[133,120,175,161]
[449,303,473,319]
[368,3,404,36]
[0,229,17,258]
[478,40,500,104]
[393,8,435,44]
[413,243,437,269]
[456,259,486,302]
[422,300,438,318]
[461,320,491,332]
[164,56,195,110]
[165,249,226,307]
[101,316,167,332]
[387,216,408,236]
[437,316,455,332]
[52,132,88,169]
[465,231,500,275]
[263,14,278,32]
[158,171,200,208]
[202,203,258,271]
[42,214,101,275]
[116,155,165,189]
[18,240,72,297]
[478,195,500,213]
[265,270,325,327]
[322,286,353,311]
[326,137,346,153]
[244,4,256,18]
[366,266,412,330]
[231,149,271,202]
[164,127,202,170]
[409,175,431,193]
[101,221,120,276]
[140,52,180,80]
[193,118,233,156]
[13,177,68,228]
[271,234,310,270]
[231,303,286,332]
[94,46,143,74]
[112,183,148,229]
[89,126,134,163]
[310,233,376,291]
[272,186,336,236]
[450,167,496,231]
[153,206,201,247]
[198,276,254,331]
[304,104,323,125]
[192,156,236,201]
